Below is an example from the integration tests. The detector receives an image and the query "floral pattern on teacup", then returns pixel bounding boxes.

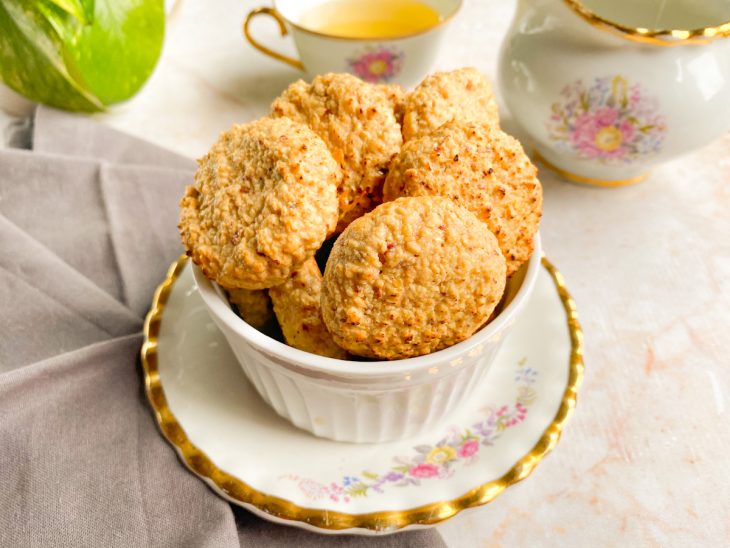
[547,76,666,163]
[347,45,404,83]
[282,364,537,503]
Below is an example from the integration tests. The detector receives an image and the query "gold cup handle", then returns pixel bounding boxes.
[243,7,305,71]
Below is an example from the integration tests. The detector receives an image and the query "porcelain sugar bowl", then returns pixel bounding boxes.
[498,0,730,186]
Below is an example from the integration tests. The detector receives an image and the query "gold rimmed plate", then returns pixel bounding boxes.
[141,256,583,535]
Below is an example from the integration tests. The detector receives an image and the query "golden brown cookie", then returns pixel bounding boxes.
[401,67,500,142]
[227,289,273,330]
[321,197,506,360]
[269,258,348,359]
[270,73,402,232]
[179,117,340,289]
[383,121,542,276]
[377,83,406,127]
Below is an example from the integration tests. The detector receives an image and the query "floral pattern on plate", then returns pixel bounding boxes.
[283,363,538,503]
[347,45,404,83]
[547,76,666,164]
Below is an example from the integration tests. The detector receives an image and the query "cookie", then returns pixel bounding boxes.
[377,83,406,127]
[227,289,273,330]
[401,67,499,142]
[383,121,542,276]
[321,196,506,360]
[269,258,348,359]
[179,117,340,289]
[270,73,402,232]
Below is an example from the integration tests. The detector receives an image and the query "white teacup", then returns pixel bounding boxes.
[243,0,461,87]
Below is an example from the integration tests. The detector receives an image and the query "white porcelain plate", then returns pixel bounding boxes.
[141,256,583,535]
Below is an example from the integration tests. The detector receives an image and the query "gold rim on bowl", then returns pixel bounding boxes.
[140,255,584,533]
[563,0,730,46]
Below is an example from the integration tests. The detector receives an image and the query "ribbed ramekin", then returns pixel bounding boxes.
[193,236,541,443]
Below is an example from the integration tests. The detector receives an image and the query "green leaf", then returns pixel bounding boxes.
[70,0,164,105]
[0,0,163,112]
[36,0,84,43]
[0,1,103,111]
[47,0,94,24]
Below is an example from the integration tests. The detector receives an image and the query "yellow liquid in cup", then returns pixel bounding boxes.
[299,0,442,39]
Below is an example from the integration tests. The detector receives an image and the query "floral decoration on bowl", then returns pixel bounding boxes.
[547,75,667,163]
[347,45,404,83]
[283,364,537,502]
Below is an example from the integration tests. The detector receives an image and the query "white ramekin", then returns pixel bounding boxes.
[193,235,541,443]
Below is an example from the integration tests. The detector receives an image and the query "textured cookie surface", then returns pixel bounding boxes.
[377,83,406,127]
[270,73,402,232]
[401,67,499,142]
[384,121,542,276]
[321,197,506,360]
[179,117,340,289]
[269,258,348,359]
[227,289,273,330]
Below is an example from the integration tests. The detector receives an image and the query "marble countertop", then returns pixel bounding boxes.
[2,0,728,545]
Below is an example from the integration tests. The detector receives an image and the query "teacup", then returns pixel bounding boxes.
[243,0,462,87]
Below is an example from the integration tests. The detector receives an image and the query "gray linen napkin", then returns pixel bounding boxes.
[0,149,124,300]
[0,106,448,547]
[0,215,141,370]
[99,162,192,316]
[33,106,195,171]
[0,336,239,548]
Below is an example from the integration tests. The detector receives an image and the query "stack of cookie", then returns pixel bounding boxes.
[179,68,542,361]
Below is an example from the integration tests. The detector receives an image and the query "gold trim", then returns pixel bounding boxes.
[534,149,649,187]
[243,7,305,70]
[141,255,584,533]
[264,0,463,42]
[563,0,730,46]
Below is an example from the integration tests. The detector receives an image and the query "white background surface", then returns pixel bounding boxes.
[2,0,729,545]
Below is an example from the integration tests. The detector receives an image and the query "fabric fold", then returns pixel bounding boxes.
[0,215,142,371]
[0,148,123,301]
[99,163,190,316]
